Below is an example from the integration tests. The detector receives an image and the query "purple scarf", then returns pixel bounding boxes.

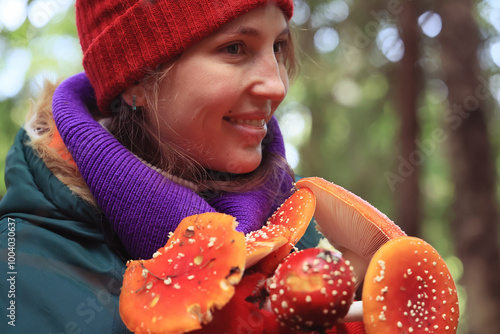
[52,73,294,259]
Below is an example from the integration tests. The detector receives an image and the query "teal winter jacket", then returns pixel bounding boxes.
[0,129,131,333]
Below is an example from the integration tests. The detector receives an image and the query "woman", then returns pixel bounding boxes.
[0,0,356,332]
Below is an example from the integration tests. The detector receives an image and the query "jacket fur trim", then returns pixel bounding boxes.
[24,80,97,207]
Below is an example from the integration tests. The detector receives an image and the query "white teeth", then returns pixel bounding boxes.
[227,117,265,127]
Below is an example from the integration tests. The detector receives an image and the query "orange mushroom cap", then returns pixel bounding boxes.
[246,224,291,268]
[267,187,316,245]
[362,236,459,334]
[295,177,405,285]
[249,187,316,274]
[119,213,246,334]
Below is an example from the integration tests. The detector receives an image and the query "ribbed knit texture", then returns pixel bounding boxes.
[75,0,293,112]
[52,73,294,259]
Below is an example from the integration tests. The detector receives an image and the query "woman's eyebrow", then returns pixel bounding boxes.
[221,26,290,38]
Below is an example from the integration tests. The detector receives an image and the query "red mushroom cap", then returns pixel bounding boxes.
[267,247,356,332]
[363,236,460,334]
[250,187,316,274]
[246,224,291,268]
[119,213,246,334]
[295,177,406,286]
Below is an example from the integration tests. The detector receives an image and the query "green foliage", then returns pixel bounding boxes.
[0,4,81,195]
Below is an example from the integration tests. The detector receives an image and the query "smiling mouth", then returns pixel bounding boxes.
[224,117,266,127]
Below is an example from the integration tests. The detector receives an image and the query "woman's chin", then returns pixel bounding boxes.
[222,155,262,175]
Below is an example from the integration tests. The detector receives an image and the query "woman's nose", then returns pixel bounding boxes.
[248,53,288,102]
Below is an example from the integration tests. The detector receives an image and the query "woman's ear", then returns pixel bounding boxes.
[122,82,147,108]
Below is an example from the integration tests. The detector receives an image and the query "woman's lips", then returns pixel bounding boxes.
[223,116,266,127]
[223,116,268,143]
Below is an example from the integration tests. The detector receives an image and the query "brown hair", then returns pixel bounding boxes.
[106,31,298,194]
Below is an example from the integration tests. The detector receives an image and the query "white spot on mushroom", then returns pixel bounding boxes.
[220,281,229,291]
[207,237,217,248]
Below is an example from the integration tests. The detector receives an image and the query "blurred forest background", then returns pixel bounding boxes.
[1,0,500,333]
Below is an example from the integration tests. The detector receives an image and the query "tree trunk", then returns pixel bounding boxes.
[395,0,422,237]
[438,1,500,333]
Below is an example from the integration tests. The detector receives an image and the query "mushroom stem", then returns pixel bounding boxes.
[340,301,363,323]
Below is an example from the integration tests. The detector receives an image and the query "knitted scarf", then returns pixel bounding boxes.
[52,73,294,259]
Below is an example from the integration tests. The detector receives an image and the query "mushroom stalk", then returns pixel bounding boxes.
[340,301,363,323]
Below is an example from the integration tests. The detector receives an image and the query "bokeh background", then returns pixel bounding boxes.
[1,0,500,333]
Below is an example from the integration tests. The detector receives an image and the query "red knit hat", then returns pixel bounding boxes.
[75,0,293,113]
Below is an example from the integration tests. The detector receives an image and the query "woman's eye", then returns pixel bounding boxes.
[225,44,242,55]
[273,40,287,54]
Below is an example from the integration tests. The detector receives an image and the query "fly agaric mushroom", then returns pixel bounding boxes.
[267,187,316,245]
[266,247,356,332]
[295,177,406,286]
[246,224,291,268]
[362,236,459,334]
[119,213,246,334]
[250,187,316,274]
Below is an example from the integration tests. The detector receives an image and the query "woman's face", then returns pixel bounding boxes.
[150,4,290,174]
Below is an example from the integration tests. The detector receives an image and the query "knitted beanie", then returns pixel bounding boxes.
[75,0,294,113]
